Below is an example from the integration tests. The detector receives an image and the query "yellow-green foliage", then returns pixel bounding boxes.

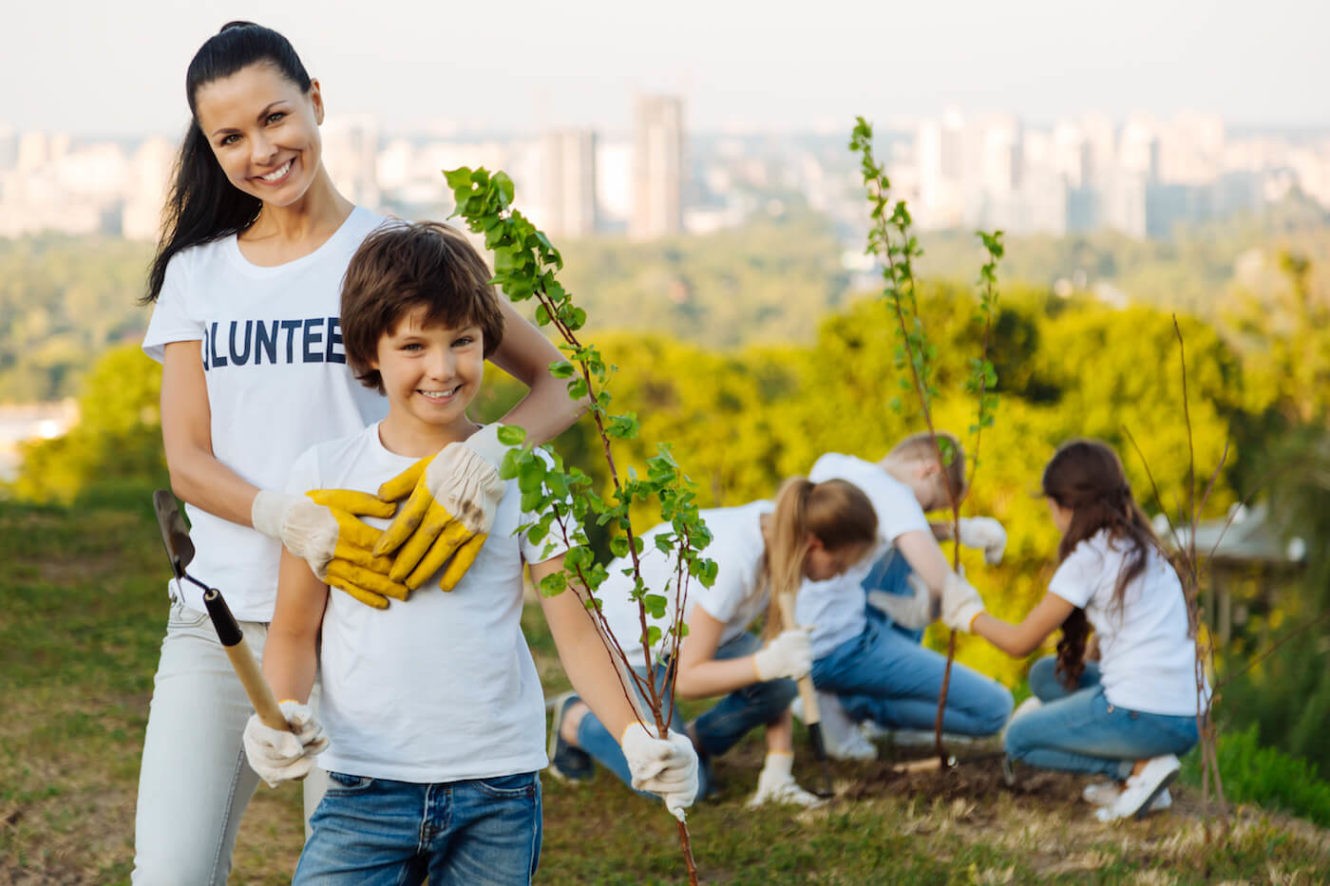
[13,344,165,503]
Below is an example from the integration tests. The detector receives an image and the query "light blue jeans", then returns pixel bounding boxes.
[1005,656,1200,778]
[132,598,326,886]
[860,548,926,643]
[577,632,797,796]
[813,608,1014,735]
[295,771,542,885]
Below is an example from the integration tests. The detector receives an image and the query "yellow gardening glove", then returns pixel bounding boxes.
[253,487,403,609]
[373,425,509,591]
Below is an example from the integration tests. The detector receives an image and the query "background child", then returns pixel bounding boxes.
[941,439,1206,822]
[241,221,697,883]
[550,477,878,807]
[801,434,1014,752]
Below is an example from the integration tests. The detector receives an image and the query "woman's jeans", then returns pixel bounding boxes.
[811,610,1013,736]
[577,632,797,796]
[294,771,542,885]
[132,598,326,885]
[1005,656,1200,779]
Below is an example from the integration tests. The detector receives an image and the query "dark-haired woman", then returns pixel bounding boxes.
[135,22,577,883]
[940,439,1207,823]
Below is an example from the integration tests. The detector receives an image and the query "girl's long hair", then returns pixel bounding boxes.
[761,477,878,639]
[1043,439,1172,688]
[143,22,313,303]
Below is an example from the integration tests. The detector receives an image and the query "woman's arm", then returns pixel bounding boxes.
[160,340,262,525]
[488,300,587,445]
[262,549,329,704]
[534,556,640,739]
[673,607,765,699]
[972,592,1076,658]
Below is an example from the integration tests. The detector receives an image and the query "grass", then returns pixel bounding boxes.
[3,495,1330,884]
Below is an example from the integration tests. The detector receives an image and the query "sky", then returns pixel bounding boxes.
[4,0,1327,138]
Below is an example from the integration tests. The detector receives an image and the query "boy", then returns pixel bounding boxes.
[797,433,1012,756]
[242,222,697,883]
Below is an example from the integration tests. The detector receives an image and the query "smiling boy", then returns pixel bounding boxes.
[242,221,697,883]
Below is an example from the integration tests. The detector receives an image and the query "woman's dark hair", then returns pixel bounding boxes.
[143,22,313,303]
[1042,439,1171,688]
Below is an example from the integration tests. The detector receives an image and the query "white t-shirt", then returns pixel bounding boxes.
[288,423,571,783]
[596,501,774,663]
[799,453,931,657]
[1048,530,1206,716]
[141,207,389,620]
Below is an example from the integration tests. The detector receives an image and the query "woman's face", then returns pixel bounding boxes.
[803,539,872,583]
[193,62,325,209]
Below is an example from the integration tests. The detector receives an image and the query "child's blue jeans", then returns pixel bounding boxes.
[577,631,797,795]
[293,770,542,885]
[1005,656,1200,778]
[812,609,1014,736]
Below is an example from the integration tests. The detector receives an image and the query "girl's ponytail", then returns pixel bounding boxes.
[760,477,878,638]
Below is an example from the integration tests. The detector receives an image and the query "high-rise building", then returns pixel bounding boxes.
[631,95,683,240]
[542,128,598,238]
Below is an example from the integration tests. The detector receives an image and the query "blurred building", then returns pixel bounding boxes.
[542,128,598,239]
[631,94,684,240]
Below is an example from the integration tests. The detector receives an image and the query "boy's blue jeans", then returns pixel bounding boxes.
[294,770,542,885]
[1004,656,1200,778]
[577,632,797,796]
[812,609,1014,735]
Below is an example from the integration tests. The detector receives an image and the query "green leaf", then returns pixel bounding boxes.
[496,425,526,446]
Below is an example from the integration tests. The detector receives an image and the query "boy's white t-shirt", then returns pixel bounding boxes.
[596,501,774,662]
[798,452,931,658]
[287,423,571,783]
[1048,530,1206,716]
[141,207,389,620]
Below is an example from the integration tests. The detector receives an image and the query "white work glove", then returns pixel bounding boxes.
[957,516,1007,565]
[940,570,986,633]
[372,424,510,591]
[252,489,405,609]
[620,722,699,822]
[242,700,329,788]
[752,628,813,681]
[867,573,936,630]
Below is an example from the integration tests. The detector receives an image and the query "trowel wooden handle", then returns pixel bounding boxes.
[777,592,821,727]
[203,589,289,732]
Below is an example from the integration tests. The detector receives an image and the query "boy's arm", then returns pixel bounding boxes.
[243,549,330,788]
[533,555,699,819]
[893,528,955,601]
[263,548,330,704]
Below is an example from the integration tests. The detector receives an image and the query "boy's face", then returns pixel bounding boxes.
[370,304,485,443]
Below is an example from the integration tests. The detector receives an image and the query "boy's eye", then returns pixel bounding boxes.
[452,336,476,348]
[400,342,424,352]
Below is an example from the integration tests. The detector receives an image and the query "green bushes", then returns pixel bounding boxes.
[1183,723,1330,827]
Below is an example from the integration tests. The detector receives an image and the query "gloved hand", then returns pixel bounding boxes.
[957,516,1007,565]
[242,700,329,788]
[253,488,405,609]
[620,722,699,822]
[867,573,936,630]
[372,425,509,591]
[752,628,813,681]
[940,570,986,633]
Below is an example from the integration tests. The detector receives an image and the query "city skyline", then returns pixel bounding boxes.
[4,0,1328,138]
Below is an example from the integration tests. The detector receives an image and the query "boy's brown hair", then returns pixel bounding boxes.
[340,221,505,393]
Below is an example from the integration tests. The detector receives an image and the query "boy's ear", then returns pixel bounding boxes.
[916,458,941,479]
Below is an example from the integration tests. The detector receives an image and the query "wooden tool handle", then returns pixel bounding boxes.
[224,640,289,731]
[203,588,290,732]
[776,592,821,727]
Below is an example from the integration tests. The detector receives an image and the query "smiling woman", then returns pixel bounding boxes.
[132,21,583,885]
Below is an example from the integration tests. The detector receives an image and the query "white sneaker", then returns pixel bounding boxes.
[1083,781,1172,811]
[746,773,826,809]
[1095,755,1180,822]
[813,692,877,761]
